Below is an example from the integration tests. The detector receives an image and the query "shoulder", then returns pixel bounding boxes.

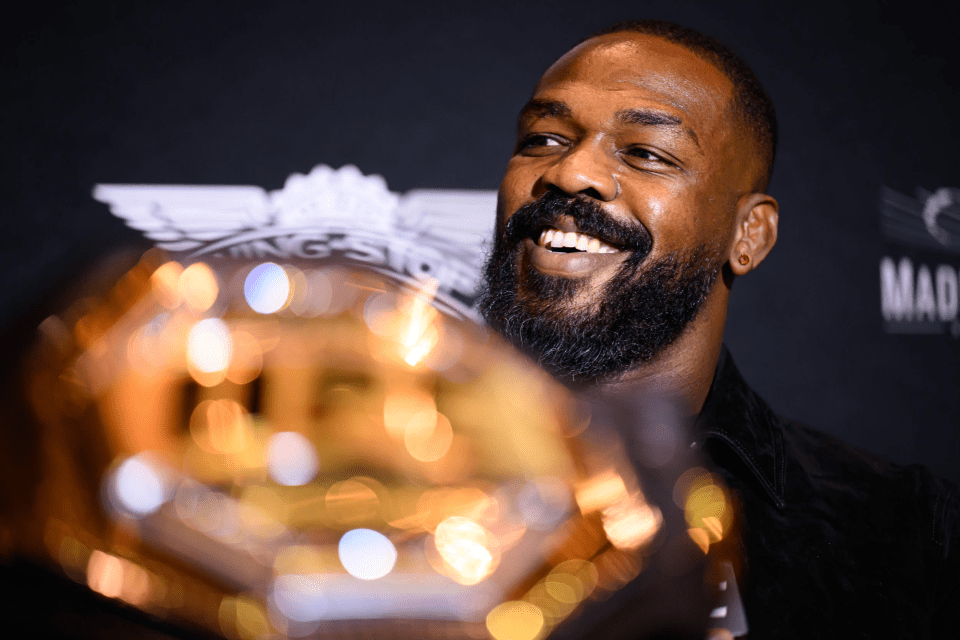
[782,417,955,503]
[765,414,960,629]
[707,349,960,631]
[703,346,958,553]
[777,416,960,584]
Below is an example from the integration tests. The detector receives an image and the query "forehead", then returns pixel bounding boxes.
[533,33,735,143]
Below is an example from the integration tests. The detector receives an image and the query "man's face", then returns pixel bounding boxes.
[480,33,755,383]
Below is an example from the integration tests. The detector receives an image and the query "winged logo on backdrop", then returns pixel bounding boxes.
[93,165,498,320]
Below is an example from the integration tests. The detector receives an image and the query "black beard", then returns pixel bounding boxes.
[478,192,724,385]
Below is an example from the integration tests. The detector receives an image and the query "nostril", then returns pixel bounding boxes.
[579,187,604,200]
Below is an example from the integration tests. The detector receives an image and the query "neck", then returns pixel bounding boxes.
[594,286,729,417]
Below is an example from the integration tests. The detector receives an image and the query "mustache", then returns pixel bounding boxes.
[504,190,653,255]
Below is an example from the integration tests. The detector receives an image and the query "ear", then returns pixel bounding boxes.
[729,192,778,276]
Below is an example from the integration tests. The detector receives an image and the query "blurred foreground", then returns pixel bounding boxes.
[0,252,731,639]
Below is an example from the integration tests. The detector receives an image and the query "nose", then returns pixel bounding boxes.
[540,140,619,201]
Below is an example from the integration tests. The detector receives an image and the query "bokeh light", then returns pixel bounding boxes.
[548,559,598,605]
[575,471,629,514]
[113,455,167,517]
[272,574,326,623]
[363,292,401,337]
[433,516,498,585]
[244,263,291,314]
[189,399,250,455]
[179,263,219,312]
[684,483,731,543]
[267,432,319,486]
[225,329,263,384]
[404,411,453,462]
[674,467,731,551]
[338,529,397,580]
[601,500,662,551]
[282,265,307,316]
[150,261,183,308]
[186,318,233,373]
[87,550,124,598]
[87,550,154,606]
[486,601,545,640]
[524,557,598,632]
[302,269,334,316]
[672,467,714,508]
[574,471,662,550]
[400,283,441,366]
[383,388,436,440]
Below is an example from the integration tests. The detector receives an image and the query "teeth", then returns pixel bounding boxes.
[537,228,619,254]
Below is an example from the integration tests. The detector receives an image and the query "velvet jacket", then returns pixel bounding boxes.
[698,349,960,638]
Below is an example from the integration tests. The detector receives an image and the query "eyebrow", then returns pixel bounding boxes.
[519,100,701,150]
[617,108,701,150]
[616,109,682,127]
[518,99,572,121]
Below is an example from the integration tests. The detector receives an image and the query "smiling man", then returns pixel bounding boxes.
[479,20,959,638]
[480,20,777,407]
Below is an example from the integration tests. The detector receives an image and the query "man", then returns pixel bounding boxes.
[479,20,959,637]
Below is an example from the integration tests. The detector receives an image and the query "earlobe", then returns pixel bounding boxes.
[729,193,778,276]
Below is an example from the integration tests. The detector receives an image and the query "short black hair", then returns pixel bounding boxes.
[589,20,778,191]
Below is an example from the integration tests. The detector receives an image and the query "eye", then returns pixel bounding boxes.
[622,146,677,170]
[515,134,565,155]
[628,148,658,160]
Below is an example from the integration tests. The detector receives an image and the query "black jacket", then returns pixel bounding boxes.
[699,348,960,638]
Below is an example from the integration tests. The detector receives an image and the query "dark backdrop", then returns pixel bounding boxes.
[3,0,958,482]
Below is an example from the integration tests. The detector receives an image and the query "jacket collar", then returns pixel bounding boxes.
[696,346,786,509]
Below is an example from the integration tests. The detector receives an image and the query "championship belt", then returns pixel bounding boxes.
[7,166,736,639]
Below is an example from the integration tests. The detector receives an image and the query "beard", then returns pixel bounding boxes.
[477,191,725,385]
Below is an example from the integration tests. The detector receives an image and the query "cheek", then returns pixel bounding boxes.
[622,182,734,254]
[622,183,700,250]
[498,159,539,222]
[691,173,741,246]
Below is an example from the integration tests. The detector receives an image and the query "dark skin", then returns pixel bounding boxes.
[497,32,779,414]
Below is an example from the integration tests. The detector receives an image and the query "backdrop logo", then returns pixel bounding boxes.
[94,165,497,320]
[879,186,960,337]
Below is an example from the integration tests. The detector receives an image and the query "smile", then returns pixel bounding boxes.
[537,228,620,254]
[525,230,627,278]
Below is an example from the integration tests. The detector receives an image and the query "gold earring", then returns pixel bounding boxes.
[738,255,750,265]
